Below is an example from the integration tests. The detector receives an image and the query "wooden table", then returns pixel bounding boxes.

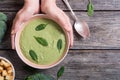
[0,0,120,80]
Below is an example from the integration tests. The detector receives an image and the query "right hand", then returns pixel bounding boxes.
[41,0,74,47]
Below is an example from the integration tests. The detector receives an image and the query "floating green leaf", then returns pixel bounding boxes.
[87,0,94,16]
[0,12,7,22]
[34,36,48,46]
[35,24,48,31]
[57,39,62,52]
[29,50,38,63]
[0,21,7,43]
[57,66,65,80]
[24,73,55,80]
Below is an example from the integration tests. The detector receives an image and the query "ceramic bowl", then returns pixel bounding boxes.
[0,56,15,80]
[15,14,70,69]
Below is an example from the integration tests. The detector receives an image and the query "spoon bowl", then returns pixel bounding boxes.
[74,20,90,38]
[63,0,90,38]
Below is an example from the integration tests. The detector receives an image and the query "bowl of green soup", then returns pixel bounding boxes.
[15,14,70,69]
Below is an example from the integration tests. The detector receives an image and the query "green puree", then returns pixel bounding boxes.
[20,18,66,65]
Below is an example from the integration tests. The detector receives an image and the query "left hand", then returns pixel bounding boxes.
[11,0,39,49]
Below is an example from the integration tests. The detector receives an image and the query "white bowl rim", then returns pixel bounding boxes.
[15,14,70,69]
[0,56,15,80]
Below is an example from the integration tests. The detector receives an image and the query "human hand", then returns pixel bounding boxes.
[11,0,39,49]
[41,0,73,47]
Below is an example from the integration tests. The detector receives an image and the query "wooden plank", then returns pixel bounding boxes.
[71,11,120,49]
[0,12,16,49]
[0,0,23,11]
[0,50,120,80]
[57,0,120,10]
[0,0,120,11]
[0,11,120,49]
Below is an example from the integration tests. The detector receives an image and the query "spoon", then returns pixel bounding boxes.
[63,0,90,38]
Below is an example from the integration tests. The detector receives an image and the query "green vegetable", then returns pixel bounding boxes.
[35,24,48,31]
[29,50,38,63]
[34,36,48,46]
[57,39,62,52]
[87,0,94,16]
[0,12,7,22]
[25,73,55,80]
[24,66,65,80]
[0,21,7,43]
[57,66,65,80]
[0,12,7,43]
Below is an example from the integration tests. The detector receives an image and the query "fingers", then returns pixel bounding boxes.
[50,8,74,47]
[56,12,71,32]
[11,30,15,49]
[64,19,74,47]
[11,12,23,49]
[68,27,73,47]
[58,9,74,47]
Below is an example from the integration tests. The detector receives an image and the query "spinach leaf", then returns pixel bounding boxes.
[35,24,48,31]
[0,12,7,22]
[0,21,7,43]
[57,66,65,80]
[25,73,55,80]
[34,36,48,46]
[87,0,94,16]
[29,50,38,63]
[57,39,62,52]
[24,66,65,80]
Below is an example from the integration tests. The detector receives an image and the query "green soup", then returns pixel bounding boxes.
[20,18,66,65]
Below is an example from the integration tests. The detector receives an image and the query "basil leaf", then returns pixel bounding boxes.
[57,39,62,52]
[57,66,65,79]
[34,36,48,46]
[0,21,7,43]
[29,50,38,63]
[0,12,7,22]
[87,0,94,16]
[35,24,48,31]
[25,73,55,80]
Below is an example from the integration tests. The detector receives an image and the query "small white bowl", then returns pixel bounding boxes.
[0,57,15,80]
[15,14,70,69]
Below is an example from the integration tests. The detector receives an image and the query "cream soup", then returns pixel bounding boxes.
[20,18,66,65]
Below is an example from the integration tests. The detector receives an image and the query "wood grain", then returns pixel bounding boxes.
[0,12,120,49]
[0,0,22,11]
[0,50,120,80]
[0,0,120,11]
[0,0,119,80]
[57,0,120,10]
[71,12,120,49]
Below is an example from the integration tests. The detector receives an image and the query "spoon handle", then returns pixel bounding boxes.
[63,0,78,21]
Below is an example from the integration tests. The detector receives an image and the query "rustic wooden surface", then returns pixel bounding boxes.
[0,0,120,80]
